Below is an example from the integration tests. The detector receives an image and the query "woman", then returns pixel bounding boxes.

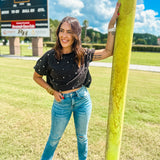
[33,2,120,160]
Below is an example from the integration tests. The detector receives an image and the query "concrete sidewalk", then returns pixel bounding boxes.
[1,54,160,73]
[90,62,160,73]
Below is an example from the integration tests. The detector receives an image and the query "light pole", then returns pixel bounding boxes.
[105,0,137,159]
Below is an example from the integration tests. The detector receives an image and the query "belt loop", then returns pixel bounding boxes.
[75,90,79,98]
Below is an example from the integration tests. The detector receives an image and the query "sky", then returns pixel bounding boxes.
[49,0,160,36]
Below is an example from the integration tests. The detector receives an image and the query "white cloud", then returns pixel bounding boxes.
[71,10,83,17]
[82,0,116,33]
[49,0,160,36]
[88,26,100,32]
[58,0,84,17]
[94,0,115,19]
[58,0,84,9]
[91,1,160,35]
[89,1,160,35]
[101,22,109,33]
[134,4,160,35]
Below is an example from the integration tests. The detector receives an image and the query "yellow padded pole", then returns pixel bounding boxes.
[105,0,137,159]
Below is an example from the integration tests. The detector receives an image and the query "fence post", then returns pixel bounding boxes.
[105,0,137,159]
[32,37,43,56]
[9,37,20,55]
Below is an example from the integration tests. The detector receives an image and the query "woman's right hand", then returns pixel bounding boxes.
[46,86,64,102]
[53,90,64,102]
[33,71,64,102]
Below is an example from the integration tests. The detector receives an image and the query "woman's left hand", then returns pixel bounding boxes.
[108,2,121,29]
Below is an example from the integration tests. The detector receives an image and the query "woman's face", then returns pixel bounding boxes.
[59,22,74,53]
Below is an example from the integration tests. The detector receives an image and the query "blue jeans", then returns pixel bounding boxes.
[40,86,92,160]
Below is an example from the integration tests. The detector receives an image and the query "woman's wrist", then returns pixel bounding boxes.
[108,26,116,35]
[108,21,116,32]
[46,86,55,95]
[108,27,116,33]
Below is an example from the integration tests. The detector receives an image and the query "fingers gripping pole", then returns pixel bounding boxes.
[105,0,137,160]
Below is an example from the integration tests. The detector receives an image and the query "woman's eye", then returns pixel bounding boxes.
[68,31,72,34]
[59,29,72,34]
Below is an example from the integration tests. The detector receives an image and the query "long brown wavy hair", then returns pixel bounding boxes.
[54,16,85,67]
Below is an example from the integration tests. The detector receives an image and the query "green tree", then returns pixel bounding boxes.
[50,19,60,42]
[133,33,158,45]
[0,25,1,39]
[83,20,89,40]
[135,38,147,45]
[91,32,95,43]
[83,36,91,43]
[95,32,101,43]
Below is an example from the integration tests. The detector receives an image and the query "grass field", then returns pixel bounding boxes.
[0,58,160,160]
[99,51,160,66]
[0,45,50,57]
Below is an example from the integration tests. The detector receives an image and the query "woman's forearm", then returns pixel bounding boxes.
[33,72,55,95]
[92,2,120,61]
[105,27,116,56]
[105,2,121,55]
[33,72,50,90]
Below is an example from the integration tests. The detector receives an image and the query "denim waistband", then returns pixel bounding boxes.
[62,86,86,98]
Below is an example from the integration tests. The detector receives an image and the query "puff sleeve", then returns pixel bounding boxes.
[34,52,49,75]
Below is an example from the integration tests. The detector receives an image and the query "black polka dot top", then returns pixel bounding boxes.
[34,48,95,92]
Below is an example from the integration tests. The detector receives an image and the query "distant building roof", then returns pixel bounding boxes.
[157,38,160,45]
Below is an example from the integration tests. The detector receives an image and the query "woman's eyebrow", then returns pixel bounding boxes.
[60,27,72,32]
